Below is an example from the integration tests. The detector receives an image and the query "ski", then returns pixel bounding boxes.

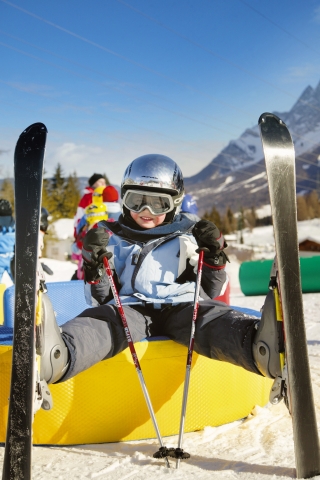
[2,123,47,480]
[259,113,320,479]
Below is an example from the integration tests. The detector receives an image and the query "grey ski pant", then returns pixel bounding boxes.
[60,301,261,382]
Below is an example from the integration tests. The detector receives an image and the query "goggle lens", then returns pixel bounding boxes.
[123,191,173,215]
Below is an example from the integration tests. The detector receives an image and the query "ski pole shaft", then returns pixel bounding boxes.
[175,249,205,469]
[102,256,170,468]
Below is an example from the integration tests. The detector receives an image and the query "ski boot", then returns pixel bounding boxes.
[252,289,284,379]
[252,267,290,412]
[35,292,69,410]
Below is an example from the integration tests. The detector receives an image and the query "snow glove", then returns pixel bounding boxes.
[192,219,229,267]
[82,227,112,283]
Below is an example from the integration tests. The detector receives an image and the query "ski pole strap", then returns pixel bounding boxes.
[187,248,204,367]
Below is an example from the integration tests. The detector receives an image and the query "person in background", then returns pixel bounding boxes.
[73,173,107,238]
[0,199,15,286]
[39,207,54,276]
[71,175,107,279]
[103,185,121,222]
[71,187,108,280]
[181,193,200,222]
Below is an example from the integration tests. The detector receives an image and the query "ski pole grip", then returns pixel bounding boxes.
[98,250,113,262]
[195,247,210,254]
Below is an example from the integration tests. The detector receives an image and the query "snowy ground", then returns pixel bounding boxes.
[1,256,320,479]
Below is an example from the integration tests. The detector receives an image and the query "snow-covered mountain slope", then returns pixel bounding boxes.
[185,82,320,216]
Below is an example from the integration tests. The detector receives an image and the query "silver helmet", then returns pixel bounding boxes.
[121,154,184,197]
[121,154,184,221]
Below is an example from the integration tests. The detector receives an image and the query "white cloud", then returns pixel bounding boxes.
[47,142,105,174]
[281,63,320,83]
[45,134,226,186]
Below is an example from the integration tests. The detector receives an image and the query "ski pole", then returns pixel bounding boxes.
[102,256,171,468]
[169,248,206,469]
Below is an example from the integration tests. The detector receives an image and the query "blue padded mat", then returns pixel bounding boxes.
[0,326,13,345]
[3,280,90,328]
[0,285,261,346]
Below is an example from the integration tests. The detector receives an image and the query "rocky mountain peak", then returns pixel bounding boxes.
[185,80,320,216]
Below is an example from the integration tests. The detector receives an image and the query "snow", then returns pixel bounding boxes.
[50,218,74,240]
[228,219,320,258]
[42,257,77,282]
[297,218,320,244]
[294,125,320,158]
[1,226,320,479]
[255,204,271,219]
[226,125,263,167]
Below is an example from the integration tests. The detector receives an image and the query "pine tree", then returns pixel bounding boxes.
[203,206,222,230]
[41,176,51,212]
[43,164,81,220]
[226,206,236,232]
[237,207,245,244]
[222,213,231,234]
[64,172,81,218]
[245,206,257,230]
[0,178,15,214]
[306,190,320,219]
[297,195,308,221]
[47,164,65,220]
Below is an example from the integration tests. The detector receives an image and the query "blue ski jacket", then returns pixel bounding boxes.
[0,220,15,281]
[85,214,228,308]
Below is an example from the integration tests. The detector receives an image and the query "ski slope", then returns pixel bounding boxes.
[1,256,320,479]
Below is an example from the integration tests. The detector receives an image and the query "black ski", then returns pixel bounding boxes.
[2,123,47,480]
[259,113,320,479]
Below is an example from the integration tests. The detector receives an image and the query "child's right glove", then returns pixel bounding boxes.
[192,219,229,267]
[82,227,112,283]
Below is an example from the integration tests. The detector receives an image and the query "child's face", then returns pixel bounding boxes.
[92,178,107,189]
[130,209,166,229]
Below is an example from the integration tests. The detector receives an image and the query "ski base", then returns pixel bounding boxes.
[259,113,320,479]
[2,123,47,480]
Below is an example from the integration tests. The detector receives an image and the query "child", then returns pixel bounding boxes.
[72,199,108,281]
[71,187,109,280]
[71,175,107,279]
[102,185,121,222]
[73,173,107,239]
[41,154,281,389]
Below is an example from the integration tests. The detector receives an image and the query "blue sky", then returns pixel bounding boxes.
[1,0,320,187]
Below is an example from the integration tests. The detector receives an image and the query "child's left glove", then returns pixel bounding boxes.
[82,227,112,283]
[192,219,229,267]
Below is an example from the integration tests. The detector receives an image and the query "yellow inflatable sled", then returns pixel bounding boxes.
[0,281,272,445]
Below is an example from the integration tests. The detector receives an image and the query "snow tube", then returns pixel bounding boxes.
[239,256,320,296]
[0,281,272,445]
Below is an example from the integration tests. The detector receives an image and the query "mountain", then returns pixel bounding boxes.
[185,81,320,216]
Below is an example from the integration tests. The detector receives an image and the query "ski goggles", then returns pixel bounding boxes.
[122,189,176,216]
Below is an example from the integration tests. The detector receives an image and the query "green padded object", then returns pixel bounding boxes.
[239,256,320,296]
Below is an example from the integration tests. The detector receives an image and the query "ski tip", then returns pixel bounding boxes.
[20,123,48,136]
[258,113,286,128]
[15,123,48,159]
